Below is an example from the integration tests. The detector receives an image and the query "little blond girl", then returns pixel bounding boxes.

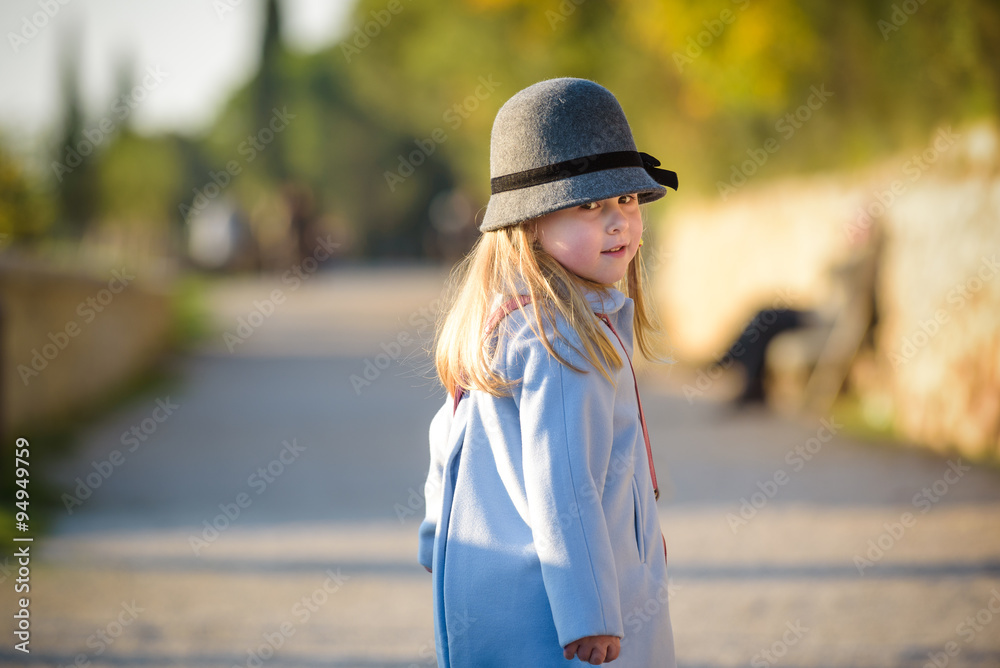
[419,78,678,667]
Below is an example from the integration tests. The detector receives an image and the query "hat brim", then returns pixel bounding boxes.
[480,166,666,232]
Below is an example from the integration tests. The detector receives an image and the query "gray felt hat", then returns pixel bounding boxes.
[480,77,677,232]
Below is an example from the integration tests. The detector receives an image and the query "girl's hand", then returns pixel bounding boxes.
[563,635,621,664]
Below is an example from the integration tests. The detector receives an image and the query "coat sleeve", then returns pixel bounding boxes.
[418,397,453,571]
[513,329,624,647]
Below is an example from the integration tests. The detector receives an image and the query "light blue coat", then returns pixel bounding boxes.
[419,285,677,668]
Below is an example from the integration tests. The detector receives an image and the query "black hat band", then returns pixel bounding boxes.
[490,150,678,195]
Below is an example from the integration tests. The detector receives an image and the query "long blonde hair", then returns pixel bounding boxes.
[434,219,666,398]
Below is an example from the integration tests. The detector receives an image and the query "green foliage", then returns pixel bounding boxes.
[0,148,53,244]
[98,132,183,228]
[4,0,997,257]
[317,0,991,211]
[169,272,214,350]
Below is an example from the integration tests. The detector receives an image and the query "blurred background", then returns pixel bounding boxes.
[1,0,999,666]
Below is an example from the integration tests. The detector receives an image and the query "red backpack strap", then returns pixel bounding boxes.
[596,313,660,501]
[453,295,533,415]
[597,313,667,562]
[485,294,533,339]
[452,297,660,503]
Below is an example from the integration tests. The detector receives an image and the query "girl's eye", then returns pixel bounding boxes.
[580,202,600,211]
[620,194,637,204]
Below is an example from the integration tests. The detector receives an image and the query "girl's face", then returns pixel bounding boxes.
[533,194,642,285]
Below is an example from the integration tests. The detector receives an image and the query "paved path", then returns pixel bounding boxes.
[4,264,1000,667]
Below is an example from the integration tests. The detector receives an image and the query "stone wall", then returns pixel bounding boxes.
[653,176,860,361]
[0,257,172,433]
[653,120,1000,460]
[874,123,1000,459]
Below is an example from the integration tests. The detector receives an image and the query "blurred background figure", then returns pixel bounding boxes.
[283,181,318,264]
[186,199,258,272]
[713,219,884,412]
[713,307,818,407]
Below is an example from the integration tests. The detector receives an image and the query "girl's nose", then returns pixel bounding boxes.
[606,201,628,233]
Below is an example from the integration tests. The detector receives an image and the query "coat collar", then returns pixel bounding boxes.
[496,277,628,315]
[582,284,627,315]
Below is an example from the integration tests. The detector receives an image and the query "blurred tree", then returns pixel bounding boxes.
[44,0,997,260]
[51,27,100,239]
[193,0,464,258]
[254,0,292,182]
[337,0,999,197]
[98,132,183,231]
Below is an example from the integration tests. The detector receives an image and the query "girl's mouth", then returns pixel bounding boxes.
[602,245,626,257]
